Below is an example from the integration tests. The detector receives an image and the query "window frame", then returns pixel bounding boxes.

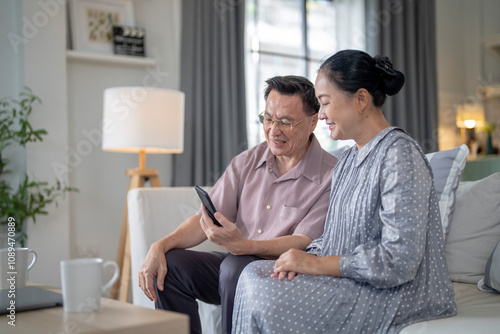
[245,0,355,153]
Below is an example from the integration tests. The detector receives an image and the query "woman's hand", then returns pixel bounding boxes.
[272,249,341,280]
[272,249,317,281]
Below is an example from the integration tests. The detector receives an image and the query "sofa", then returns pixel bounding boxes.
[127,145,500,334]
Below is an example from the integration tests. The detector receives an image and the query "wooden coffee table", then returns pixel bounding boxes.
[1,283,188,333]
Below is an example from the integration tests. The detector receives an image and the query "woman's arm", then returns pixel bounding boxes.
[341,139,432,288]
[273,140,433,286]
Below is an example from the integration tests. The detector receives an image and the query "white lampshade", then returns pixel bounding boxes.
[102,87,185,153]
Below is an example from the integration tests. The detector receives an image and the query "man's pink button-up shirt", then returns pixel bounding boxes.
[207,135,337,241]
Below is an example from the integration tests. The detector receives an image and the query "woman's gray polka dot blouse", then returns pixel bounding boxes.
[232,128,457,334]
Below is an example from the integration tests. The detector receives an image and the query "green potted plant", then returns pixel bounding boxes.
[0,87,77,246]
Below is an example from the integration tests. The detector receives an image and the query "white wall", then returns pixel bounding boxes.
[0,0,26,191]
[0,1,25,98]
[1,0,182,287]
[436,0,465,150]
[21,0,70,286]
[436,0,500,150]
[480,0,500,150]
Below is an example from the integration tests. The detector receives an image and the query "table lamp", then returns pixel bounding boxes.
[102,87,185,301]
[456,101,485,147]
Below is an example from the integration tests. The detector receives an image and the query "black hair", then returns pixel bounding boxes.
[264,75,320,116]
[318,50,405,107]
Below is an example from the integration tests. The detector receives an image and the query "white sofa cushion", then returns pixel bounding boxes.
[425,144,469,239]
[445,172,500,284]
[401,282,500,333]
[478,240,500,294]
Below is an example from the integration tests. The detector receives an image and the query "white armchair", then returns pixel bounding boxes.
[127,187,223,334]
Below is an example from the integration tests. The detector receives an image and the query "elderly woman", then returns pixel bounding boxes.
[231,50,457,334]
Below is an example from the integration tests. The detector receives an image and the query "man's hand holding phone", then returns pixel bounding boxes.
[196,186,247,255]
[195,185,222,226]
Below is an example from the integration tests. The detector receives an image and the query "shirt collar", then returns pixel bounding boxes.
[256,143,274,170]
[353,126,404,167]
[256,134,325,184]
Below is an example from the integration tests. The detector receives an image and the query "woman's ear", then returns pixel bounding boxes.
[356,88,370,111]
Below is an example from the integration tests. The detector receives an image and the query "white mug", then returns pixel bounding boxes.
[0,248,37,290]
[60,258,119,313]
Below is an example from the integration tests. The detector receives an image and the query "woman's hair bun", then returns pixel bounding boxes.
[373,55,405,96]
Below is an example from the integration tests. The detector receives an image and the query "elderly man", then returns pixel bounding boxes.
[138,75,337,334]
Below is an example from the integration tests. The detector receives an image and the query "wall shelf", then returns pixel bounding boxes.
[66,50,157,67]
[483,33,500,61]
[478,84,500,99]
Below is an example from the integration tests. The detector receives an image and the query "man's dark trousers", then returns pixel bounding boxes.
[155,249,262,334]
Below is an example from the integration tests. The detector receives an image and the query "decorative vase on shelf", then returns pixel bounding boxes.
[482,121,496,155]
[486,132,494,155]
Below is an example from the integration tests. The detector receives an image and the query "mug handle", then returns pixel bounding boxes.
[101,261,120,293]
[27,249,37,271]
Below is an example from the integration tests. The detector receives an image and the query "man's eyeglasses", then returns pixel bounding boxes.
[258,112,311,131]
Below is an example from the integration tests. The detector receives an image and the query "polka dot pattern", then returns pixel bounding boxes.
[232,128,457,334]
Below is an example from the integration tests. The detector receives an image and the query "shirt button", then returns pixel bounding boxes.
[258,229,263,234]
[266,205,271,210]
[269,168,272,172]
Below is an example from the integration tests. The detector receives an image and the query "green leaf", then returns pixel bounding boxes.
[0,87,78,246]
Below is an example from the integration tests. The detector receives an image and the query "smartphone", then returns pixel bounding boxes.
[194,185,222,227]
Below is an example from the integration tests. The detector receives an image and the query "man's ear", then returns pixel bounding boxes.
[309,113,319,132]
[357,88,370,110]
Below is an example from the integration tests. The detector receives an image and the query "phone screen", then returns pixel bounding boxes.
[194,185,222,227]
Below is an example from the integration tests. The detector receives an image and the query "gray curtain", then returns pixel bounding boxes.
[173,0,248,186]
[365,0,438,152]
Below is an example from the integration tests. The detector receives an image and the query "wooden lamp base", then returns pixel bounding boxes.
[110,151,161,302]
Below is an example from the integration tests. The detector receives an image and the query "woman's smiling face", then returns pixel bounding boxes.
[315,71,359,141]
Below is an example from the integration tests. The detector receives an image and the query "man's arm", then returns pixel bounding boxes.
[138,213,206,302]
[199,206,312,259]
[156,213,207,251]
[237,234,312,259]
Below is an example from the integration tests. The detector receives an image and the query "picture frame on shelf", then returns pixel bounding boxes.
[69,0,134,55]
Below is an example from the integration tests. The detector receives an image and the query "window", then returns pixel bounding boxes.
[245,0,364,153]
